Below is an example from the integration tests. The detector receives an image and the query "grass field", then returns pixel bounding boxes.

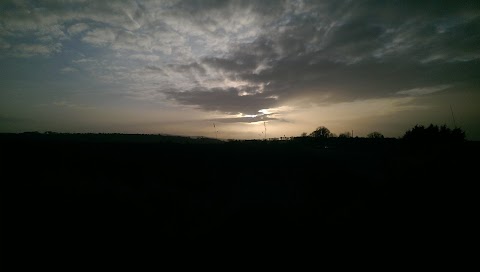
[1,133,477,256]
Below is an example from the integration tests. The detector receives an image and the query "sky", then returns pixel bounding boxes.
[1,0,479,139]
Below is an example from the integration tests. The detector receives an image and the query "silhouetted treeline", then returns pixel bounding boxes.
[402,124,465,143]
[2,123,467,145]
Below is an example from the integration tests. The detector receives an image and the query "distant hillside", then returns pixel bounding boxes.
[0,132,223,144]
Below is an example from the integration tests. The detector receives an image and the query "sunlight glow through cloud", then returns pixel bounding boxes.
[0,1,479,139]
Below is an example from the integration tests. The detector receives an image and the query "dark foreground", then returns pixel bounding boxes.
[1,133,477,258]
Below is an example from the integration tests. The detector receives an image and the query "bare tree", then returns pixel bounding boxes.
[367,132,384,139]
[310,126,331,138]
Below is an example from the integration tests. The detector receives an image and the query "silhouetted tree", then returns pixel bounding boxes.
[403,124,465,142]
[338,132,351,138]
[301,132,307,137]
[310,126,331,138]
[367,132,384,139]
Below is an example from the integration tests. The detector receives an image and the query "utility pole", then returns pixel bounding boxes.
[450,105,457,128]
[264,122,267,140]
[213,123,218,139]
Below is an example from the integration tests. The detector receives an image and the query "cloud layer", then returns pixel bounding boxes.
[0,0,479,135]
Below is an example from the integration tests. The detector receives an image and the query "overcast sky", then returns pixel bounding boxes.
[1,0,479,139]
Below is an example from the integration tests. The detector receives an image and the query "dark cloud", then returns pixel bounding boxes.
[169,0,288,22]
[165,87,279,115]
[209,114,278,124]
[167,62,207,76]
[160,0,480,115]
[145,65,164,72]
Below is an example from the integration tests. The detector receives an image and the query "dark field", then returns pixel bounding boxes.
[1,133,477,255]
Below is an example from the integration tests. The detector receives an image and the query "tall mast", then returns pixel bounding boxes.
[450,105,457,128]
[264,122,267,140]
